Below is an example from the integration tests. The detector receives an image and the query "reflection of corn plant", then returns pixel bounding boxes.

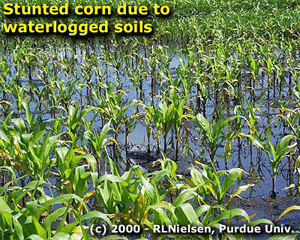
[144,103,154,154]
[124,111,139,162]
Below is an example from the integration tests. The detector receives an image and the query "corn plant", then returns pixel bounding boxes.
[246,131,295,198]
[195,113,240,169]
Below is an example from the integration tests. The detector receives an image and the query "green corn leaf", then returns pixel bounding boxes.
[195,113,210,134]
[27,235,44,240]
[12,216,24,240]
[175,203,199,225]
[196,205,211,217]
[141,176,158,204]
[173,188,198,207]
[249,219,274,226]
[275,135,295,161]
[268,234,298,240]
[209,209,250,225]
[42,207,68,231]
[51,232,71,240]
[221,168,243,200]
[0,197,12,212]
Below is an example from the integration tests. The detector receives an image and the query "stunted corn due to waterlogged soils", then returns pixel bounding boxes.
[1,0,300,239]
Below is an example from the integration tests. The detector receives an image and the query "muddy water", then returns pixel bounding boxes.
[1,47,300,239]
[1,48,297,197]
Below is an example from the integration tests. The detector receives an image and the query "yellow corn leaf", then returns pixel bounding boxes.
[63,180,73,193]
[0,149,11,162]
[114,213,136,225]
[74,149,86,155]
[71,226,84,240]
[41,211,50,217]
[226,184,254,207]
[138,192,147,208]
[0,149,33,177]
[141,218,153,228]
[108,137,118,146]
[203,183,217,199]
[240,213,257,223]
[276,206,300,223]
[84,190,96,201]
[294,156,300,172]
[78,190,96,214]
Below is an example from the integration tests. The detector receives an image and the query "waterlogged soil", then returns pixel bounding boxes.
[2,46,300,239]
[231,196,300,239]
[231,196,300,227]
[127,149,300,239]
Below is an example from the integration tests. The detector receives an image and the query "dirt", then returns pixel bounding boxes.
[231,195,300,240]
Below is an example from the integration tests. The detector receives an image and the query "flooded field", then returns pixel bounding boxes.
[1,0,300,239]
[1,41,300,239]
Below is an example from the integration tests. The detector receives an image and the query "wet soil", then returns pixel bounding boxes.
[128,148,300,232]
[232,196,300,229]
[231,196,300,239]
[128,148,300,239]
